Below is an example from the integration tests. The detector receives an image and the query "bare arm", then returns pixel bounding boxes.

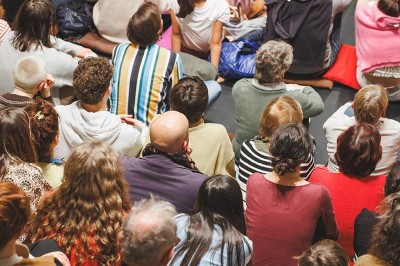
[171,10,182,52]
[209,20,223,69]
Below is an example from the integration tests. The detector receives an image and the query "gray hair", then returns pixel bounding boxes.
[122,198,177,266]
[254,40,293,84]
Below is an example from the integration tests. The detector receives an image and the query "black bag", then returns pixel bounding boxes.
[56,0,93,38]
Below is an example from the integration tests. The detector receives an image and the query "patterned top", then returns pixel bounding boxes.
[110,43,183,126]
[0,19,10,43]
[1,161,52,212]
[238,137,315,205]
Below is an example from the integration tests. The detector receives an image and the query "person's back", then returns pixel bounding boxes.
[264,0,351,75]
[55,57,147,159]
[324,85,400,176]
[110,2,183,126]
[121,111,208,214]
[169,76,235,177]
[245,124,338,266]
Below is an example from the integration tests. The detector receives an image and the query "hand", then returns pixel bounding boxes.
[118,114,146,129]
[43,251,70,266]
[39,74,55,98]
[77,48,96,58]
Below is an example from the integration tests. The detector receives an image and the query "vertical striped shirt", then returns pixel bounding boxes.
[0,19,10,43]
[110,43,183,125]
[238,137,315,205]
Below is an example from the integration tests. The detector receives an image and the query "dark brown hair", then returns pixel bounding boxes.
[12,0,57,52]
[176,0,195,18]
[73,57,113,104]
[259,96,303,141]
[28,140,131,265]
[170,175,251,266]
[385,161,400,196]
[297,239,349,266]
[25,99,59,162]
[378,0,400,17]
[127,2,161,46]
[369,193,400,265]
[335,123,382,177]
[0,182,30,250]
[169,76,208,124]
[0,107,37,178]
[270,124,312,176]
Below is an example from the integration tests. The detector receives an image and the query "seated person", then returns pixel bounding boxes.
[121,111,208,214]
[324,84,400,176]
[354,193,400,266]
[246,124,338,266]
[264,0,351,76]
[298,239,350,266]
[170,0,229,70]
[28,140,131,265]
[311,123,385,258]
[122,198,177,266]
[353,161,400,257]
[0,56,54,108]
[54,57,147,159]
[0,0,94,104]
[355,0,400,101]
[0,181,67,265]
[232,40,324,161]
[169,76,235,177]
[26,99,63,189]
[238,96,315,205]
[109,2,183,126]
[169,175,253,266]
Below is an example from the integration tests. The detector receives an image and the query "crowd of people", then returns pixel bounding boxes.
[1,0,400,265]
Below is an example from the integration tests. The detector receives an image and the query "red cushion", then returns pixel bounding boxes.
[323,44,361,90]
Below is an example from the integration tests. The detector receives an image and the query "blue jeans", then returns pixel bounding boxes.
[204,80,221,106]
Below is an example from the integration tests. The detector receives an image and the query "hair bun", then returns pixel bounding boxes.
[272,157,296,176]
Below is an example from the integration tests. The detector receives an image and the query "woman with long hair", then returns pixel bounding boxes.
[246,124,338,266]
[0,107,51,213]
[28,140,131,265]
[0,0,93,103]
[169,175,253,266]
[355,193,400,265]
[26,99,63,188]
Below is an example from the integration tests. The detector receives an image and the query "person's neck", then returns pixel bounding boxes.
[0,240,16,259]
[81,98,107,112]
[11,88,35,99]
[265,169,308,186]
[194,0,206,7]
[189,118,204,128]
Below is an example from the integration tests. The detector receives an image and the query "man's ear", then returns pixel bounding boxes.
[36,80,45,91]
[105,86,112,97]
[182,139,188,153]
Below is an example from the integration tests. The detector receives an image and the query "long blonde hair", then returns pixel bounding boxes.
[28,140,131,265]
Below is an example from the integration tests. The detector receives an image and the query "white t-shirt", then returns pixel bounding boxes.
[171,0,230,52]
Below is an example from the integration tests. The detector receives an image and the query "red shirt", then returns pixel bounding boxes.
[246,173,339,266]
[310,166,385,257]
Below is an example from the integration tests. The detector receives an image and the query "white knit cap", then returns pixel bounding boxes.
[13,56,47,93]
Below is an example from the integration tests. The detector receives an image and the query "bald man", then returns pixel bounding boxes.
[120,111,208,214]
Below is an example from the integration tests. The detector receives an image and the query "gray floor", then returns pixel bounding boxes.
[205,0,400,164]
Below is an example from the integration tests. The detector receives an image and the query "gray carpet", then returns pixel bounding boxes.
[205,0,400,164]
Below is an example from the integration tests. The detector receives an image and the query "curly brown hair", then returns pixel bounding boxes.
[27,140,131,265]
[73,57,113,104]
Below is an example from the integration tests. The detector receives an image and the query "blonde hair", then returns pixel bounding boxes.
[255,40,293,83]
[354,85,388,125]
[259,96,303,141]
[28,140,131,265]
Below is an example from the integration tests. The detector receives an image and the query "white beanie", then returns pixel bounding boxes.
[13,56,47,93]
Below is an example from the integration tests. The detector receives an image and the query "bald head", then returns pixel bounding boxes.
[150,111,189,153]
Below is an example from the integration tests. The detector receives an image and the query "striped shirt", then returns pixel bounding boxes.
[238,137,315,204]
[0,19,10,43]
[110,43,183,125]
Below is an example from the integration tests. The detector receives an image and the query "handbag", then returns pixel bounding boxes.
[56,0,93,38]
